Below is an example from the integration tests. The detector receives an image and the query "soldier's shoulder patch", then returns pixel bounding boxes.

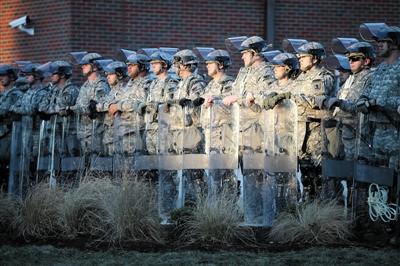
[312,79,323,90]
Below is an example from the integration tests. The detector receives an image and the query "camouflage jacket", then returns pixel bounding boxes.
[72,76,110,137]
[293,66,334,121]
[114,75,152,134]
[233,62,274,131]
[202,74,235,128]
[333,69,373,123]
[38,80,79,114]
[10,84,49,115]
[172,73,206,127]
[145,75,178,130]
[361,58,400,124]
[96,81,126,126]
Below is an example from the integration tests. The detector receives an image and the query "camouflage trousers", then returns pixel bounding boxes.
[372,124,400,171]
[298,121,322,166]
[0,134,11,162]
[145,129,158,155]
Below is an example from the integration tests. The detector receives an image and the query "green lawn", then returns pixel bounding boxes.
[0,245,399,266]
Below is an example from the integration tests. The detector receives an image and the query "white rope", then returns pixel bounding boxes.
[367,183,398,222]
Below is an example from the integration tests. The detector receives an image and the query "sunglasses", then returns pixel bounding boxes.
[348,56,365,62]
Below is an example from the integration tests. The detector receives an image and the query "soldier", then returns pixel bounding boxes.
[0,64,19,189]
[172,49,206,204]
[93,61,127,156]
[201,49,236,194]
[292,41,335,198]
[356,25,400,170]
[261,53,299,213]
[108,53,152,160]
[71,53,110,155]
[223,36,275,225]
[37,61,80,158]
[145,50,178,155]
[319,42,375,160]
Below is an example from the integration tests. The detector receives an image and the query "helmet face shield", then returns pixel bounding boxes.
[282,39,308,54]
[325,54,351,72]
[359,23,390,42]
[262,50,282,63]
[173,49,198,65]
[225,36,248,53]
[70,51,88,64]
[331,38,359,54]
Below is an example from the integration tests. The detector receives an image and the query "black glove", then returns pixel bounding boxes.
[326,97,342,110]
[179,98,192,107]
[163,103,171,113]
[192,97,205,107]
[356,97,376,114]
[59,106,73,116]
[38,111,51,121]
[88,100,98,119]
[314,95,327,110]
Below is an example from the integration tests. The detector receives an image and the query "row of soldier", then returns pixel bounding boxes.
[0,22,399,225]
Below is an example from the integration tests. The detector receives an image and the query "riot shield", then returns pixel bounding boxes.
[9,116,33,196]
[240,106,266,226]
[351,112,396,222]
[264,99,298,218]
[158,103,184,224]
[89,115,111,173]
[205,101,239,196]
[35,115,60,187]
[8,121,22,195]
[182,105,207,205]
[60,113,83,181]
[331,38,359,54]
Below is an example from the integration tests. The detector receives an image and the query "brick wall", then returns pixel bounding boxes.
[273,0,400,51]
[1,0,399,79]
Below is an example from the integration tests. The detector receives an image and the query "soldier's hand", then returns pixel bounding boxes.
[88,100,98,113]
[356,99,370,114]
[246,93,255,106]
[204,97,213,107]
[223,95,238,106]
[193,97,205,107]
[314,95,327,110]
[179,98,191,107]
[163,103,170,113]
[263,92,278,110]
[38,111,51,121]
[327,97,342,110]
[108,104,119,116]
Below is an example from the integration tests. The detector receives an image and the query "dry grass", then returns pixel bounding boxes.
[61,178,114,239]
[179,189,255,246]
[100,179,163,244]
[269,200,351,244]
[16,183,65,239]
[0,193,20,235]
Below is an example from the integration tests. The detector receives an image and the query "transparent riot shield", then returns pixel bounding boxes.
[89,114,112,174]
[35,115,60,187]
[240,106,266,226]
[112,113,123,179]
[264,99,298,219]
[135,110,158,178]
[206,101,239,196]
[60,113,83,183]
[158,103,184,224]
[351,112,396,222]
[182,105,207,205]
[11,116,33,196]
[8,121,22,195]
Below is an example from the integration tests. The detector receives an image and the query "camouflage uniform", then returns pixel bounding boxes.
[145,76,177,155]
[96,81,126,156]
[332,69,373,159]
[360,58,400,169]
[114,76,152,155]
[202,74,235,193]
[173,73,206,203]
[38,80,80,157]
[72,76,110,154]
[293,66,335,166]
[234,62,274,225]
